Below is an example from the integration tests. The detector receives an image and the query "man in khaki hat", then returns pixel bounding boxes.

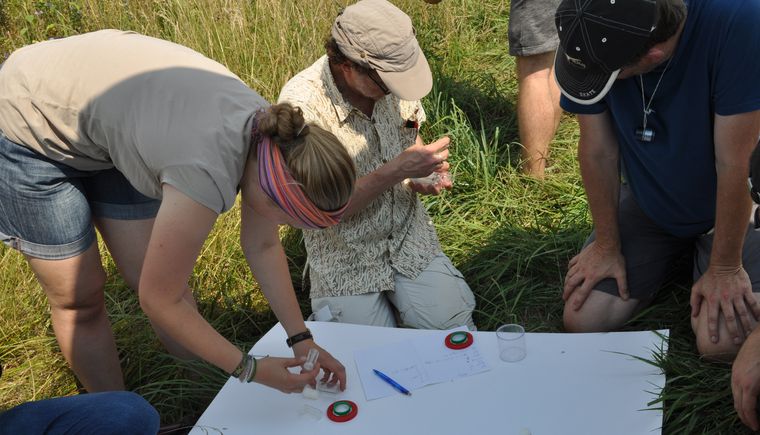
[279,0,476,330]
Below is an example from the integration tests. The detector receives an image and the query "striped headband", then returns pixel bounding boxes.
[257,134,348,229]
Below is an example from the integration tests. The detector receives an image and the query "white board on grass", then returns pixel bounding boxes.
[191,322,668,435]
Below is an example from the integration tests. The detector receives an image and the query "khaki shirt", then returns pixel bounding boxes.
[0,30,268,213]
[278,56,440,298]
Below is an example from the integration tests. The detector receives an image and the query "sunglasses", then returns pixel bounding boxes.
[354,65,390,95]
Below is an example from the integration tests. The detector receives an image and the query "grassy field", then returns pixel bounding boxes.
[0,0,747,433]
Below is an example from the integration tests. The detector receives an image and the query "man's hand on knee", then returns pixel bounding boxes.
[563,241,628,311]
[690,265,760,345]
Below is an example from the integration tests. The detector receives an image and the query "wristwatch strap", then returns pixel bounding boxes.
[286,329,313,347]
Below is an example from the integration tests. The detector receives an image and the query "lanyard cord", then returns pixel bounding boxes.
[639,57,673,131]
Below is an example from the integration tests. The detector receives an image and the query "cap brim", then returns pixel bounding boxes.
[376,48,432,101]
[554,46,618,105]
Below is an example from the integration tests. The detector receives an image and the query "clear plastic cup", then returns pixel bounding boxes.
[496,324,526,362]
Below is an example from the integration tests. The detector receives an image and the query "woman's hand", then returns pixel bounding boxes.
[293,341,347,391]
[253,356,320,394]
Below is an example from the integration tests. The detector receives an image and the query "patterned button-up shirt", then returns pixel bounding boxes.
[278,56,441,298]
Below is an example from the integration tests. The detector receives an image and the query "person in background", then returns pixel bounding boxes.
[420,0,563,178]
[0,363,160,435]
[508,0,563,179]
[0,30,354,395]
[555,0,760,358]
[731,145,760,431]
[279,0,476,330]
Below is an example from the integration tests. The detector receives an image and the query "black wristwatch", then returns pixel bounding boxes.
[286,329,313,347]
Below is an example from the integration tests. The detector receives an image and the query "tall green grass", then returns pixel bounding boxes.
[0,0,749,433]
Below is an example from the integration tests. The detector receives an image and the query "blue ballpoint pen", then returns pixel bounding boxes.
[372,369,412,396]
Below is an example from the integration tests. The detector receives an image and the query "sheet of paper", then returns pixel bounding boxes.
[412,331,489,384]
[354,327,490,400]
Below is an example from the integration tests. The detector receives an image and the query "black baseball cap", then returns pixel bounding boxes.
[554,0,657,105]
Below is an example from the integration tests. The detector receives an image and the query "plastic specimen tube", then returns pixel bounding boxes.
[303,348,319,371]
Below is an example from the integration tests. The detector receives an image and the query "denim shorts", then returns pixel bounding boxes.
[0,131,161,260]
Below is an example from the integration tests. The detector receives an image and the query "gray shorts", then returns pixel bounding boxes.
[586,186,760,302]
[0,131,160,260]
[508,0,562,56]
[310,254,476,330]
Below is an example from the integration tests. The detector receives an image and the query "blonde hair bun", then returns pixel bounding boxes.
[254,102,355,212]
[258,102,310,145]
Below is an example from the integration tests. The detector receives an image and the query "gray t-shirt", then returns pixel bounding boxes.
[0,29,268,213]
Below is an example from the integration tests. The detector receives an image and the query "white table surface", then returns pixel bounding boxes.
[191,322,667,435]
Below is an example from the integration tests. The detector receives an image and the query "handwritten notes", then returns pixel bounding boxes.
[354,327,490,400]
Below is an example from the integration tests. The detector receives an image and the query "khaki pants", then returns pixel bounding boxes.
[310,254,476,330]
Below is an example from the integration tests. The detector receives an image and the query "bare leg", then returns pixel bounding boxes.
[27,243,124,392]
[95,217,197,359]
[516,51,562,179]
[563,289,641,333]
[692,294,760,361]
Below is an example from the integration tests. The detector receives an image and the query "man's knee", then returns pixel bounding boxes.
[392,257,476,330]
[695,333,740,361]
[691,308,746,361]
[75,392,160,434]
[107,392,160,434]
[395,285,476,330]
[562,291,638,333]
[0,391,158,434]
[311,294,397,328]
[692,316,741,361]
[405,305,475,331]
[563,305,613,333]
